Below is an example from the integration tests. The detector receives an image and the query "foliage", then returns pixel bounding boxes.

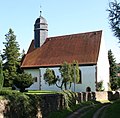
[108,49,118,90]
[62,90,77,108]
[108,0,120,41]
[44,61,80,90]
[48,99,99,118]
[59,62,73,90]
[117,77,120,88]
[108,50,117,78]
[44,68,57,85]
[13,72,34,92]
[2,28,20,87]
[71,61,81,83]
[96,81,104,91]
[0,90,39,118]
[117,64,120,73]
[0,54,4,90]
[104,100,120,118]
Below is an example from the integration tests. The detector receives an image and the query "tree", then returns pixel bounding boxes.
[0,54,4,89]
[2,28,20,87]
[108,49,118,90]
[71,61,81,84]
[44,61,80,90]
[59,62,73,90]
[13,72,34,92]
[44,68,57,86]
[108,0,120,41]
[117,77,120,87]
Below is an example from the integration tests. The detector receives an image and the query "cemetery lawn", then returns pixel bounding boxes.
[26,90,58,94]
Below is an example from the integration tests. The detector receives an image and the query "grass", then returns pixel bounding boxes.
[80,103,103,118]
[103,99,120,118]
[80,100,120,118]
[0,87,59,95]
[48,101,98,118]
[26,90,59,94]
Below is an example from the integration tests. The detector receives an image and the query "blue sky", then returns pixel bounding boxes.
[0,0,120,62]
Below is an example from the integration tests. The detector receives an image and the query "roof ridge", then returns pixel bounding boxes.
[47,30,102,39]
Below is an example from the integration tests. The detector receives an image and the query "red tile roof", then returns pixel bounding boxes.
[21,30,102,68]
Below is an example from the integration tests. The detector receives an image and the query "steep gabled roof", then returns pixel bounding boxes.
[21,30,102,68]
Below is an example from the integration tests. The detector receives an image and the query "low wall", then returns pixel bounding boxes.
[0,94,65,118]
[95,91,120,101]
[0,91,120,118]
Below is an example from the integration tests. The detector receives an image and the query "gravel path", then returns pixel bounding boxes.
[66,105,94,118]
[66,103,111,118]
[92,104,110,118]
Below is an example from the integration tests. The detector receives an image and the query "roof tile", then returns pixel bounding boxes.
[21,30,102,68]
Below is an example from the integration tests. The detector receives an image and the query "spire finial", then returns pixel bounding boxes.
[40,5,42,17]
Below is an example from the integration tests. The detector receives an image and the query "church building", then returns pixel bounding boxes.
[21,12,109,92]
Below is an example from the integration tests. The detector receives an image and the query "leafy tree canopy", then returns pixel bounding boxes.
[44,61,80,90]
[108,0,120,41]
[44,68,57,86]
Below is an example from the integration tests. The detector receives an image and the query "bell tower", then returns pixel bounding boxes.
[34,11,48,48]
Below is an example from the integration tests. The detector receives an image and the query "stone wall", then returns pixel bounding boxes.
[95,91,120,101]
[0,94,65,118]
[39,94,65,117]
[0,91,120,118]
[0,100,8,118]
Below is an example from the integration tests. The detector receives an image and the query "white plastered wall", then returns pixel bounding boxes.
[97,32,110,91]
[25,65,96,92]
[24,69,40,90]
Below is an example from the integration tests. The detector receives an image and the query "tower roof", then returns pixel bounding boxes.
[35,15,47,24]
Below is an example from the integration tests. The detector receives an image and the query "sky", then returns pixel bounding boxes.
[0,0,120,62]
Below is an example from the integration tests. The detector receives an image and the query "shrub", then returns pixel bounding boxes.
[13,72,34,92]
[96,80,104,91]
[62,90,77,108]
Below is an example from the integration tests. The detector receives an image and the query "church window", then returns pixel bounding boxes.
[33,77,37,82]
[78,69,82,84]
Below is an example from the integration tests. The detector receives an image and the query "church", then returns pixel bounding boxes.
[21,12,109,92]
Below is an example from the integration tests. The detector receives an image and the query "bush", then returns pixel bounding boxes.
[96,80,104,91]
[62,90,77,108]
[13,72,34,92]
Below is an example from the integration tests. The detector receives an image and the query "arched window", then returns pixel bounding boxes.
[86,87,91,92]
[78,69,82,84]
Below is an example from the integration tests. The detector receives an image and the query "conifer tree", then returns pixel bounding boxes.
[0,54,4,89]
[3,28,20,87]
[108,49,118,90]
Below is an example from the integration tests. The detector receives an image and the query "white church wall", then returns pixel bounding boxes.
[24,69,40,90]
[70,65,96,92]
[40,67,61,91]
[39,65,96,92]
[24,65,96,92]
[97,32,110,91]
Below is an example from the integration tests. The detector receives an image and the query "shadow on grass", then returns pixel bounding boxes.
[47,100,101,118]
